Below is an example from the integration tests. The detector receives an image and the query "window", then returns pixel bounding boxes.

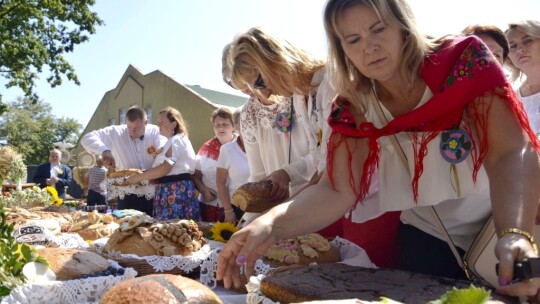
[119,108,127,124]
[145,106,153,123]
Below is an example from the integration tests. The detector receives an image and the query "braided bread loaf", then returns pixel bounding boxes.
[103,219,206,257]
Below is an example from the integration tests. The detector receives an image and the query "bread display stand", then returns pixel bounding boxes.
[1,260,137,304]
[199,236,374,290]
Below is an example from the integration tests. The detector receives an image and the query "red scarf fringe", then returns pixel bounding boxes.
[197,137,222,160]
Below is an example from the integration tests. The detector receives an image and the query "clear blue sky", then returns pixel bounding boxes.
[2,0,539,127]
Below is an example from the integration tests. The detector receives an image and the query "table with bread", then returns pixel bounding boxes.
[1,179,519,304]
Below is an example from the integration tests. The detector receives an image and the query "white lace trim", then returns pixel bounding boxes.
[97,243,213,274]
[199,236,374,290]
[1,260,137,304]
[105,177,155,200]
[240,98,292,144]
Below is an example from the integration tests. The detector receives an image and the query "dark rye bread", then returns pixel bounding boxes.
[260,263,518,303]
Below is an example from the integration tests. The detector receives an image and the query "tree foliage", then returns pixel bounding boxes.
[0,97,82,165]
[0,0,103,114]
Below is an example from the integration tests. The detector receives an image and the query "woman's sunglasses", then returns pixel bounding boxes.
[253,74,266,89]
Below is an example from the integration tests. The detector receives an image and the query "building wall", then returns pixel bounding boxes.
[73,65,222,158]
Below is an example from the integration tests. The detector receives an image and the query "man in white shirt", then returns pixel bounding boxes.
[80,106,166,215]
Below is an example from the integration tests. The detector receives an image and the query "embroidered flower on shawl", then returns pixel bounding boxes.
[444,41,493,89]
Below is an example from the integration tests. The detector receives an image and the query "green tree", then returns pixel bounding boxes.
[0,0,103,114]
[0,97,82,165]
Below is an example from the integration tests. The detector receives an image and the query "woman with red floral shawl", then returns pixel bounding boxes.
[217,0,540,300]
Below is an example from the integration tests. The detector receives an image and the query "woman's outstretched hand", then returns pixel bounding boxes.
[216,216,276,289]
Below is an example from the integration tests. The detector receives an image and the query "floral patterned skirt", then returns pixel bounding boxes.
[153,179,201,221]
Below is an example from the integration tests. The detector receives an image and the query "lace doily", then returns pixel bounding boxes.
[199,236,372,289]
[105,177,155,200]
[1,260,137,304]
[98,243,213,273]
[47,233,89,249]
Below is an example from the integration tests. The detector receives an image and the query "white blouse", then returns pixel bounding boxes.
[216,139,250,197]
[359,88,491,250]
[240,68,335,196]
[153,134,196,176]
[517,89,540,135]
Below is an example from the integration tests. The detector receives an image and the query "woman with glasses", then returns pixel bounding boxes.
[223,28,402,267]
[506,20,540,135]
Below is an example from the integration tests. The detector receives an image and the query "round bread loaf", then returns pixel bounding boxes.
[231,181,274,212]
[37,248,109,280]
[106,168,142,178]
[100,274,223,304]
[262,233,340,267]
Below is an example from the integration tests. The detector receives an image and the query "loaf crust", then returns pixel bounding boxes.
[100,274,223,304]
[231,181,274,212]
[103,219,206,257]
[259,263,516,303]
[37,248,109,281]
[106,168,142,178]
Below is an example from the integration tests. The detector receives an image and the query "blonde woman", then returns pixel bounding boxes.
[226,27,401,266]
[505,20,540,134]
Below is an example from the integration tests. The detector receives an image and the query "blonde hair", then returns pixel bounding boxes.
[159,106,188,136]
[229,27,325,97]
[505,20,540,82]
[323,0,433,107]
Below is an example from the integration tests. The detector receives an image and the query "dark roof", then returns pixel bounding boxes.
[186,85,247,108]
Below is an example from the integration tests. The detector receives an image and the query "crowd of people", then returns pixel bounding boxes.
[72,0,540,300]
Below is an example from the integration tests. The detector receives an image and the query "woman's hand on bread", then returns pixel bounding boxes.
[265,169,290,202]
[217,214,276,289]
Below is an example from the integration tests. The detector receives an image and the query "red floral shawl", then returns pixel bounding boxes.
[197,137,222,160]
[327,36,540,206]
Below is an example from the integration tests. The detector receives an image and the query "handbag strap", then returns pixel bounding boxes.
[369,89,473,279]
